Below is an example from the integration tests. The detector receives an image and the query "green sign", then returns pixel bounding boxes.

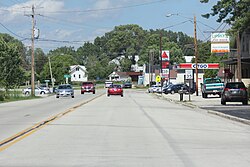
[64,74,71,78]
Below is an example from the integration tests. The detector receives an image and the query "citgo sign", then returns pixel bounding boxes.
[179,63,219,69]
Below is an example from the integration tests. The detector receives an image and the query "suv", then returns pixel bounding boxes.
[81,82,95,94]
[221,82,248,105]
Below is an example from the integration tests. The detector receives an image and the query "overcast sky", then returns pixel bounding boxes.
[0,0,229,53]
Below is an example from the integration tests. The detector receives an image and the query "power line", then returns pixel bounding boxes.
[0,22,28,40]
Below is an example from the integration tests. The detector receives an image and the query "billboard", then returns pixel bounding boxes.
[211,33,230,53]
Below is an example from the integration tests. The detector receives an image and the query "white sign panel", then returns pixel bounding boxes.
[161,50,170,61]
[211,33,230,43]
[162,69,169,74]
[211,43,230,53]
[185,70,193,79]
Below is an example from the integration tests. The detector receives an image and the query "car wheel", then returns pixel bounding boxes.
[72,96,74,98]
[242,100,248,105]
[204,93,208,98]
[93,91,95,94]
[25,92,30,95]
[56,96,59,98]
[121,94,123,97]
[107,94,110,97]
[202,92,204,98]
[40,91,45,95]
[221,100,226,105]
[81,92,84,94]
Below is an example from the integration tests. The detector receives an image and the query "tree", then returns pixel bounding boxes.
[40,54,77,84]
[200,0,250,32]
[0,38,24,91]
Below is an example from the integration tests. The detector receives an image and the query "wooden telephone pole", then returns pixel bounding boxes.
[31,5,35,96]
[194,15,199,96]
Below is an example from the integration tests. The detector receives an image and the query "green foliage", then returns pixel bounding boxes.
[0,37,24,90]
[200,0,250,32]
[40,54,77,84]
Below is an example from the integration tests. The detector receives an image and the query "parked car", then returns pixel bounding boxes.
[148,85,161,93]
[81,82,95,94]
[163,83,194,94]
[56,84,74,98]
[107,84,123,97]
[221,82,248,105]
[22,87,50,95]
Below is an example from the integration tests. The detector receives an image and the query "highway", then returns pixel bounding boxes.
[0,89,250,166]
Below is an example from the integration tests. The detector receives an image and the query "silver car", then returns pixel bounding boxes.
[56,84,74,98]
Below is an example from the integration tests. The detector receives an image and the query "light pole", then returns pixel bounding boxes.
[166,13,199,95]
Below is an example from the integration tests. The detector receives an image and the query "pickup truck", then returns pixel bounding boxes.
[201,78,224,98]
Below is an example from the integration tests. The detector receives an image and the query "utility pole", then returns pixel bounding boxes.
[194,15,199,96]
[48,56,54,89]
[237,31,242,82]
[160,31,163,88]
[31,5,35,96]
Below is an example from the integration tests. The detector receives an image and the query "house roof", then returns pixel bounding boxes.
[69,65,87,74]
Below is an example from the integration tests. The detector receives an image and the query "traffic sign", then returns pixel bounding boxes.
[156,75,161,82]
[64,74,71,78]
[185,70,193,79]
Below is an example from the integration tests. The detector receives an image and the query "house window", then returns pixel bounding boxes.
[73,74,75,78]
[76,67,79,71]
[79,74,81,79]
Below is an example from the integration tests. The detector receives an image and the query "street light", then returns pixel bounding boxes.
[165,13,199,96]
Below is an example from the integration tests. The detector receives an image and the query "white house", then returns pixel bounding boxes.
[69,65,88,82]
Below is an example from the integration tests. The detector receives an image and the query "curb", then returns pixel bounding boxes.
[156,93,250,126]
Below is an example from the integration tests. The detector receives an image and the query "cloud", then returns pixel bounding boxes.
[0,0,64,23]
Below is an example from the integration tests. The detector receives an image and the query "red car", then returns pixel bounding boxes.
[107,84,123,97]
[81,82,95,94]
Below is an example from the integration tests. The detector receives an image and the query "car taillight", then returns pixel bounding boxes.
[224,88,229,91]
[240,88,247,91]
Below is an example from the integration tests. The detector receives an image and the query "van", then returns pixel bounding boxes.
[81,82,95,94]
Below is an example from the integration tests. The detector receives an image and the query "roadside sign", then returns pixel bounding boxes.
[179,63,220,69]
[44,80,50,82]
[185,70,193,79]
[161,50,170,61]
[156,75,161,82]
[64,74,71,78]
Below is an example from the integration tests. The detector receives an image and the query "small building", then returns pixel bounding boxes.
[69,65,88,82]
[108,71,142,83]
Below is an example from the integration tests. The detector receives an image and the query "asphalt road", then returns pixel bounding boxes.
[0,89,250,166]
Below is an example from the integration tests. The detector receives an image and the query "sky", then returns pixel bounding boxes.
[0,0,230,53]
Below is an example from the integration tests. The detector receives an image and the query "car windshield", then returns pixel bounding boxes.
[110,85,121,88]
[206,79,221,84]
[58,85,72,89]
[226,82,245,89]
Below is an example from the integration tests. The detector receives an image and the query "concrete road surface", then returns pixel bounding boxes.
[0,89,250,167]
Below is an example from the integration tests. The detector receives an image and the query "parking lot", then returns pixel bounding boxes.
[155,92,250,125]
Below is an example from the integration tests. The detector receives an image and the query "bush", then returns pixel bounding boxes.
[248,84,250,99]
[0,90,5,101]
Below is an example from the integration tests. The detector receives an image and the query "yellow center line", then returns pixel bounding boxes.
[0,93,104,152]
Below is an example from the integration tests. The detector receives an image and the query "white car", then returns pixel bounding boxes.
[22,87,50,95]
[148,85,161,93]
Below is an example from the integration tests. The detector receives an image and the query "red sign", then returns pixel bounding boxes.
[162,50,170,61]
[179,63,220,69]
[162,61,169,69]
